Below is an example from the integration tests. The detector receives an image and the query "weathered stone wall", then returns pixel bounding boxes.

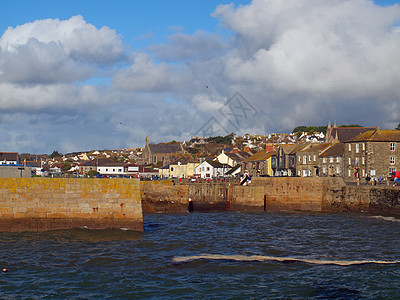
[140,180,189,213]
[0,178,142,232]
[0,165,32,178]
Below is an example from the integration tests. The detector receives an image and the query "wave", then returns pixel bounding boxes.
[173,254,400,266]
[370,215,400,223]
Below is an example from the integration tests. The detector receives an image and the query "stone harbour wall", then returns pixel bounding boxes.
[0,178,143,232]
[141,178,400,216]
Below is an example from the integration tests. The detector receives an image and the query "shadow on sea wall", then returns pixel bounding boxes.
[141,178,400,216]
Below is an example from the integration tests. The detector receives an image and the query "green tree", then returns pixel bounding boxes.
[396,123,400,130]
[50,151,62,158]
[293,125,327,134]
[87,170,100,177]
[61,162,71,173]
[205,133,235,145]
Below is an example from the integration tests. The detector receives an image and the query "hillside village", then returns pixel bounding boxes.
[2,121,400,182]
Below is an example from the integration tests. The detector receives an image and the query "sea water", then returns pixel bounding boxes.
[1,212,400,298]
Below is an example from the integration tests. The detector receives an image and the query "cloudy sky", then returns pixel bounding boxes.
[1,0,400,154]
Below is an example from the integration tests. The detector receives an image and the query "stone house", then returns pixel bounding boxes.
[343,129,400,180]
[242,150,274,177]
[142,136,184,165]
[319,143,344,177]
[296,143,331,177]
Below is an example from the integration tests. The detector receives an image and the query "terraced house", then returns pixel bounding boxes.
[242,150,274,177]
[296,143,331,177]
[319,143,344,177]
[343,129,400,180]
[271,144,306,176]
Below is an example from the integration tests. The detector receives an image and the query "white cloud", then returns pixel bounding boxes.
[111,53,184,92]
[0,15,124,65]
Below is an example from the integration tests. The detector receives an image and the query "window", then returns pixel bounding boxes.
[329,157,334,163]
[303,155,307,164]
[362,143,365,151]
[298,170,301,176]
[348,169,351,177]
[323,166,327,174]
[336,166,340,174]
[348,157,351,165]
[389,167,396,173]
[309,155,311,162]
[356,143,359,153]
[323,157,327,163]
[362,157,365,165]
[207,167,210,171]
[313,155,316,161]
[349,144,351,151]
[336,157,340,163]
[298,156,301,162]
[362,169,365,177]
[391,143,395,151]
[391,157,395,165]
[308,170,312,177]
[303,170,307,177]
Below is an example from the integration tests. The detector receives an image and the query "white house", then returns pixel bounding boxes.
[97,162,126,177]
[195,160,231,178]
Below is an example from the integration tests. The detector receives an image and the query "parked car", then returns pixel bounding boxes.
[394,178,400,186]
[391,171,400,180]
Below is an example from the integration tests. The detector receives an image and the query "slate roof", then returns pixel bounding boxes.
[80,158,114,166]
[345,130,400,142]
[0,152,18,161]
[225,164,241,175]
[169,156,197,165]
[331,127,379,143]
[320,143,344,157]
[149,143,182,154]
[207,160,230,168]
[25,161,41,167]
[226,152,246,162]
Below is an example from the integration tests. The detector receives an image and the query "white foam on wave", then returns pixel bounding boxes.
[172,254,400,266]
[370,215,400,223]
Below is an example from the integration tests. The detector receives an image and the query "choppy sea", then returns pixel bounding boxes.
[1,211,400,299]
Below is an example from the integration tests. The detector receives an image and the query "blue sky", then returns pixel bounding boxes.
[1,0,250,50]
[0,0,400,154]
